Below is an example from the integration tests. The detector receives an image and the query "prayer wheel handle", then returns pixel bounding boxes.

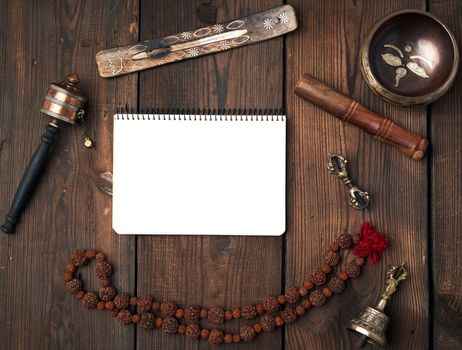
[1,73,87,234]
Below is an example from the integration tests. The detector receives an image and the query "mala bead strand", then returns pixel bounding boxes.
[324,251,339,266]
[285,287,300,304]
[321,263,332,274]
[328,276,345,294]
[105,300,115,311]
[152,301,161,312]
[232,308,241,319]
[295,304,306,316]
[309,290,326,307]
[253,323,262,334]
[139,312,155,330]
[263,296,279,312]
[208,306,225,324]
[132,314,141,324]
[178,324,186,334]
[241,304,257,320]
[208,329,225,345]
[100,277,111,287]
[345,262,361,278]
[137,295,153,312]
[225,310,233,321]
[338,233,352,249]
[66,279,82,294]
[99,286,116,301]
[309,268,327,286]
[260,315,276,332]
[64,233,368,346]
[114,293,130,310]
[162,317,178,334]
[95,260,112,278]
[184,305,201,323]
[201,328,210,340]
[83,292,99,310]
[130,296,138,307]
[117,309,132,325]
[186,323,201,339]
[97,301,106,311]
[240,325,256,342]
[160,301,178,317]
[71,249,88,267]
[175,308,185,319]
[281,307,297,323]
[275,315,284,327]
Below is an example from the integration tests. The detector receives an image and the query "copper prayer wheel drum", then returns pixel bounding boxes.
[361,10,459,106]
[40,73,87,124]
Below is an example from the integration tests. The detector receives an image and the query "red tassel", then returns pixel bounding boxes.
[353,222,388,265]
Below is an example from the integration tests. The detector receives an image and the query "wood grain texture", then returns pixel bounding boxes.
[0,0,138,349]
[1,0,462,349]
[285,1,429,349]
[429,0,462,348]
[136,1,283,349]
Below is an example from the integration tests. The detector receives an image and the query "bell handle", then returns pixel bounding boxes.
[1,121,60,234]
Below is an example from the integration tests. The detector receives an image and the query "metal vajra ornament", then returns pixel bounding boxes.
[327,154,370,210]
[348,264,408,347]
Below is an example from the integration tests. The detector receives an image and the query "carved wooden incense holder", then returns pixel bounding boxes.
[1,73,88,234]
[95,5,298,78]
[295,74,428,160]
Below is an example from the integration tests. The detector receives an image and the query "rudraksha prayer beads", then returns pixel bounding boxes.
[64,223,388,346]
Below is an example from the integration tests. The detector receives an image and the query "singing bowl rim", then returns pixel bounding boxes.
[360,9,459,106]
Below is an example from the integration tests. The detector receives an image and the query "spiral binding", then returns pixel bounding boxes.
[114,107,286,122]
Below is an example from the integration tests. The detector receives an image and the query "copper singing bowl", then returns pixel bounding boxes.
[361,10,459,106]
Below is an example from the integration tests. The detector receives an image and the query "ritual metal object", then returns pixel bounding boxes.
[1,73,89,234]
[361,10,459,106]
[348,264,408,347]
[295,74,428,160]
[95,5,298,78]
[327,154,370,210]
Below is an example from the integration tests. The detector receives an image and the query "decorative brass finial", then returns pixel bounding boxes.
[381,263,407,301]
[348,264,408,347]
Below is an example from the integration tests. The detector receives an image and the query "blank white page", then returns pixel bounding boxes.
[112,113,286,235]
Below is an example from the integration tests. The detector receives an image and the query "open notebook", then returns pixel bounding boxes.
[112,112,286,235]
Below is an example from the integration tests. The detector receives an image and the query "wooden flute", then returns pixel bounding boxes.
[295,74,428,160]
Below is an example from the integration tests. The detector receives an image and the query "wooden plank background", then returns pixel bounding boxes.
[285,0,429,349]
[430,0,462,348]
[0,0,460,349]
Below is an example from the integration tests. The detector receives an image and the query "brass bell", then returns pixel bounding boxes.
[348,264,408,347]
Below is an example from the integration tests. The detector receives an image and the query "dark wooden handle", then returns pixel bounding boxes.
[1,123,59,234]
[295,74,428,160]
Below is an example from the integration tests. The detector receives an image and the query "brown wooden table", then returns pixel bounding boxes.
[1,1,461,349]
